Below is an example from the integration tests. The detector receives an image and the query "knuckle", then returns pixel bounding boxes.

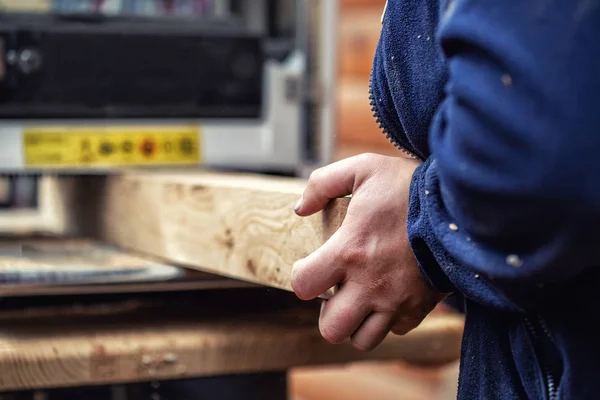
[356,153,385,172]
[366,276,394,297]
[308,167,325,185]
[356,152,376,165]
[341,244,367,265]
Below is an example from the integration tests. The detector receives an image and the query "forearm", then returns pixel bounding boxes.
[406,0,600,312]
[407,157,597,313]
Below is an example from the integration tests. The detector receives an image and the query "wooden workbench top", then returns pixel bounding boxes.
[0,291,464,392]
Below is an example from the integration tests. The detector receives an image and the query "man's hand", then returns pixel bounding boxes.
[292,154,447,352]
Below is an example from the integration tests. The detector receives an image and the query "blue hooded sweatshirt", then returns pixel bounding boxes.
[370,0,600,399]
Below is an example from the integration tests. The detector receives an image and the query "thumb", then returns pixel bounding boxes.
[295,157,362,216]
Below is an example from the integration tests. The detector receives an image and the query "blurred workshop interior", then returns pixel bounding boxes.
[0,1,461,399]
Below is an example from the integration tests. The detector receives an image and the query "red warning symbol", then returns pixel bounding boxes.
[140,139,157,157]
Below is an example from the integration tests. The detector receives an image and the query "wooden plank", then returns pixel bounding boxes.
[0,237,254,297]
[81,170,349,295]
[0,295,464,391]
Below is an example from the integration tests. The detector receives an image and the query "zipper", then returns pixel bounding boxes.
[368,67,421,160]
[381,1,388,24]
[524,316,559,400]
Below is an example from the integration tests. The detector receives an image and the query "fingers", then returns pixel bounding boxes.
[295,157,361,217]
[319,282,371,344]
[291,229,346,301]
[351,312,395,352]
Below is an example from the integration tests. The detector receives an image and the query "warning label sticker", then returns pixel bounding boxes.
[23,126,201,168]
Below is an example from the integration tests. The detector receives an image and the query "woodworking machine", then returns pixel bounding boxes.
[0,3,345,398]
[0,0,338,178]
[0,0,339,291]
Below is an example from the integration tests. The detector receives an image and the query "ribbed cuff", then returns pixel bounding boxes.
[406,157,456,294]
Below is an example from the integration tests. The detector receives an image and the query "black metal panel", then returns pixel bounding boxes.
[0,14,264,119]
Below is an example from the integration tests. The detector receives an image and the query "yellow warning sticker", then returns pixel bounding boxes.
[23,126,201,168]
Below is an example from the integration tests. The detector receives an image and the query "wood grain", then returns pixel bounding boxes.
[85,171,349,296]
[0,299,464,391]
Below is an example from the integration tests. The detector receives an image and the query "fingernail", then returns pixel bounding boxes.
[294,196,303,212]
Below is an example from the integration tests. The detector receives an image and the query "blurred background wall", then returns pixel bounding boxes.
[336,0,398,157]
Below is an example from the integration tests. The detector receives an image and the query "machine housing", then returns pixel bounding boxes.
[0,0,338,178]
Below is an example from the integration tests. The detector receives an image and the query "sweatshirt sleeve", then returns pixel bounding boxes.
[407,0,600,313]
